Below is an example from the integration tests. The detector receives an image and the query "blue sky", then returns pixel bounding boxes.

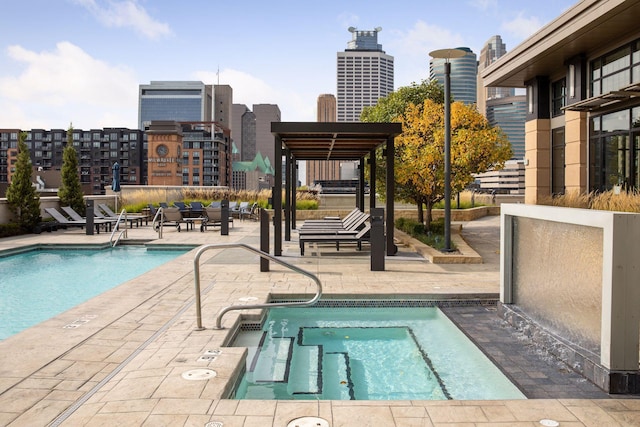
[0,0,577,130]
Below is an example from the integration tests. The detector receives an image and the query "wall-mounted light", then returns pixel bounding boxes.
[569,64,576,98]
[527,85,534,113]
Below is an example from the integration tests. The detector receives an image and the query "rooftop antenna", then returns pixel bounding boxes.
[216,66,220,85]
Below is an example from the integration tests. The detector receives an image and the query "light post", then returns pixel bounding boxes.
[429,48,466,252]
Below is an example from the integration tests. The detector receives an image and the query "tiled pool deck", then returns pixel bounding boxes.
[1,215,639,426]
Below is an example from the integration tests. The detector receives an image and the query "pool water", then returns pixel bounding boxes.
[232,306,526,400]
[0,246,188,340]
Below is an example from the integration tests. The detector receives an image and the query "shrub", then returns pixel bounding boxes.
[0,223,23,238]
[395,217,454,251]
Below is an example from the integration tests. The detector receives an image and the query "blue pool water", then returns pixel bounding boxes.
[232,306,526,400]
[0,246,188,340]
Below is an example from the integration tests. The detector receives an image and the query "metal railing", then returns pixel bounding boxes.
[151,207,165,238]
[192,243,322,330]
[109,209,130,247]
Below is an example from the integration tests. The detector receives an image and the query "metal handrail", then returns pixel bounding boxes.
[151,207,164,238]
[109,209,129,246]
[192,243,323,330]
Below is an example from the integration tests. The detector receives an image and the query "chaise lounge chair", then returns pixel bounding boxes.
[97,204,148,227]
[299,222,371,255]
[298,211,370,235]
[44,207,110,234]
[200,206,234,231]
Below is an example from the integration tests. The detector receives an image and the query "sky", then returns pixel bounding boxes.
[0,0,579,131]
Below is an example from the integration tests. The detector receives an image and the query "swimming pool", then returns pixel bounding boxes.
[232,305,526,400]
[0,246,189,340]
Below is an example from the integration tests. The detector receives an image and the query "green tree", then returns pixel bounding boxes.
[5,132,41,231]
[396,99,512,227]
[360,79,445,223]
[58,125,85,216]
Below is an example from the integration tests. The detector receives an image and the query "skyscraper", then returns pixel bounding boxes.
[477,36,515,115]
[429,47,477,105]
[337,27,394,122]
[307,94,341,185]
[138,81,213,130]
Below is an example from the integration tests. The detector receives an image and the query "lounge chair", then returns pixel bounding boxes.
[200,206,234,231]
[189,201,204,217]
[61,206,117,231]
[209,201,221,208]
[302,208,361,225]
[299,223,371,255]
[299,211,370,234]
[240,202,259,221]
[97,204,148,227]
[44,207,109,234]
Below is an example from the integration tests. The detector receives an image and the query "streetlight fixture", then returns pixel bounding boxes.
[429,48,466,252]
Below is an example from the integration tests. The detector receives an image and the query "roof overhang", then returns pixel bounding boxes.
[482,0,640,88]
[271,122,402,161]
[564,82,640,112]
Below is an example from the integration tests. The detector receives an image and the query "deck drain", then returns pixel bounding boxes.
[287,416,329,427]
[198,349,222,362]
[181,369,217,380]
[204,422,224,427]
[238,296,258,302]
[539,420,559,427]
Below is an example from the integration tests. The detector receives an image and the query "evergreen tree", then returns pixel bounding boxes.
[5,132,41,231]
[58,125,85,215]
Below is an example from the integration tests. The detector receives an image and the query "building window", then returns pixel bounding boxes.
[551,78,566,117]
[589,108,637,192]
[591,40,640,96]
[551,127,565,195]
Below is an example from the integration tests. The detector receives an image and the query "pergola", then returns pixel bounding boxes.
[271,122,403,257]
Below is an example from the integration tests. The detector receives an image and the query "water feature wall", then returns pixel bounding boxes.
[501,204,640,393]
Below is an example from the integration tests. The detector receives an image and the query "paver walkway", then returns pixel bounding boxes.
[0,215,638,426]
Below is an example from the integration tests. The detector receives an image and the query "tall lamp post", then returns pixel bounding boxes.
[429,48,466,252]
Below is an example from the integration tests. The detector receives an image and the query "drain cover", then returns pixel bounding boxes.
[238,296,258,302]
[205,422,224,427]
[287,416,329,427]
[181,369,217,380]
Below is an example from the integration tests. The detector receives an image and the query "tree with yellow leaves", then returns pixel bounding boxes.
[397,99,511,227]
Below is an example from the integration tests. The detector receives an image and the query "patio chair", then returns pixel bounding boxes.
[97,204,148,227]
[157,207,189,232]
[44,207,108,234]
[209,201,221,208]
[299,211,370,234]
[240,202,259,221]
[61,206,116,231]
[200,206,234,231]
[189,201,204,218]
[299,222,371,256]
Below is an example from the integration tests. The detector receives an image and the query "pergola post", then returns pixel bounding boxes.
[386,135,396,255]
[292,158,297,229]
[274,135,283,256]
[284,148,291,241]
[358,157,365,211]
[369,150,376,210]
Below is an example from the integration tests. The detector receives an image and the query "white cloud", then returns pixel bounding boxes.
[501,12,543,41]
[386,21,466,87]
[468,0,498,11]
[71,0,172,40]
[337,12,360,30]
[0,42,138,129]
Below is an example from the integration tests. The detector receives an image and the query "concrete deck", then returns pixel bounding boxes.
[0,215,639,426]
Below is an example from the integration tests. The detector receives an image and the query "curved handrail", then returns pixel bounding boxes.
[109,209,129,246]
[152,207,164,238]
[192,243,322,330]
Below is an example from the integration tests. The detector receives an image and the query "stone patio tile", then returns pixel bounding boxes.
[394,417,435,427]
[331,405,394,427]
[274,401,319,425]
[101,375,165,401]
[15,377,62,390]
[100,398,159,413]
[152,368,207,399]
[185,414,246,427]
[0,388,50,413]
[480,404,518,422]
[505,400,579,422]
[566,403,623,426]
[58,360,108,380]
[7,399,70,427]
[427,405,488,423]
[609,411,640,426]
[389,405,429,419]
[244,415,275,427]
[141,414,188,426]
[235,398,276,416]
[151,397,212,415]
[211,398,238,415]
[84,411,149,426]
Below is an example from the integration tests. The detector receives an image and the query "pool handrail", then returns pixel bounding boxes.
[109,209,130,247]
[192,243,323,330]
